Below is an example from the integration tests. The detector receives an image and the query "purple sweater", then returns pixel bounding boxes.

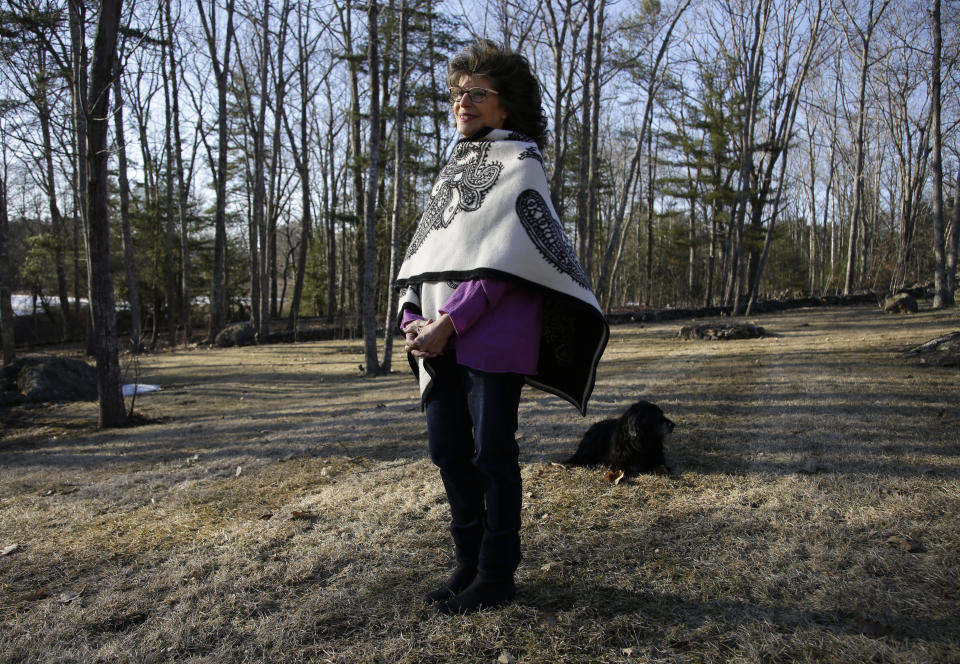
[401,278,543,374]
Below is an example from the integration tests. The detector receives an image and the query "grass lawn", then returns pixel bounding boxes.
[1,304,958,663]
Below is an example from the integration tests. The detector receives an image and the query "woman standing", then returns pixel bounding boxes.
[396,40,608,614]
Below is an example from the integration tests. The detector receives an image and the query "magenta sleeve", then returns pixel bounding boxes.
[439,278,512,335]
[400,308,425,331]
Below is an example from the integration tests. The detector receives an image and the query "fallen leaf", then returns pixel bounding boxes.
[59,589,83,603]
[886,535,921,552]
[1,543,20,556]
[602,469,626,485]
[235,466,243,477]
[497,652,517,664]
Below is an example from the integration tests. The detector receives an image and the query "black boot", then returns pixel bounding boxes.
[435,572,516,615]
[424,563,477,604]
[425,519,482,604]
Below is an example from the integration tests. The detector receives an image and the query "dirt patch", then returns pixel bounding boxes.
[1,305,958,663]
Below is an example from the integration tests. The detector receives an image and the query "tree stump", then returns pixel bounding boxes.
[679,322,766,340]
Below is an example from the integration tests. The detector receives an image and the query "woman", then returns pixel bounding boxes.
[396,40,608,614]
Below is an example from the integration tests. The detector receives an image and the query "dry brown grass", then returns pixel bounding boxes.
[1,304,958,663]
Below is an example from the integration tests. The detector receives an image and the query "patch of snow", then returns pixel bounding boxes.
[122,384,162,397]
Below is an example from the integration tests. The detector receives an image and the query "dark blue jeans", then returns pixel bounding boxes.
[425,354,525,579]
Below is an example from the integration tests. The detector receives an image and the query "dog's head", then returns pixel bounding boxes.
[623,400,675,440]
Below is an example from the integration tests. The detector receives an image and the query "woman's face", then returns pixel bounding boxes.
[452,74,508,137]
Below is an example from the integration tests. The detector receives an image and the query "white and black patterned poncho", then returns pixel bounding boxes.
[395,128,609,416]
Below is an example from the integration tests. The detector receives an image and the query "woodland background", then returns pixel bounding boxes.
[0,0,958,425]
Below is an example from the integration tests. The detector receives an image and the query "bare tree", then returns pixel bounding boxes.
[196,0,237,341]
[3,9,77,339]
[948,163,960,298]
[540,0,585,202]
[160,4,179,345]
[744,0,826,314]
[595,0,690,307]
[382,0,408,373]
[165,0,192,341]
[838,0,893,294]
[0,122,13,366]
[112,42,142,352]
[574,0,595,270]
[362,0,382,376]
[930,0,951,307]
[284,0,326,331]
[84,0,125,426]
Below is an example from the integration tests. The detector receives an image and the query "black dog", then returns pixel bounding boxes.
[566,400,674,475]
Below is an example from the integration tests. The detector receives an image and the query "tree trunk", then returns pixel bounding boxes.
[842,0,891,294]
[165,0,191,341]
[930,0,950,308]
[160,6,179,345]
[286,0,316,333]
[595,0,689,305]
[112,55,142,352]
[946,164,959,301]
[267,0,291,320]
[728,0,770,315]
[254,1,271,339]
[382,0,408,373]
[68,0,89,306]
[575,0,594,270]
[196,0,237,342]
[362,0,382,376]
[85,0,125,427]
[0,143,13,366]
[585,0,604,284]
[338,0,365,319]
[36,86,72,340]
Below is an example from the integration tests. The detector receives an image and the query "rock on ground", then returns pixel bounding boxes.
[3,356,98,402]
[679,322,766,340]
[883,293,918,314]
[215,322,256,348]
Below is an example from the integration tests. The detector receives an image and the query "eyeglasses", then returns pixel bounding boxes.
[449,86,500,104]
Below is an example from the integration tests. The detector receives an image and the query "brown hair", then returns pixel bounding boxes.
[447,39,548,149]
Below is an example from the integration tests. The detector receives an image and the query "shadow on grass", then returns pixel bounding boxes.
[516,580,957,643]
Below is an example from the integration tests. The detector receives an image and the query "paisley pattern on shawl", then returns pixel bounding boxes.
[403,141,503,261]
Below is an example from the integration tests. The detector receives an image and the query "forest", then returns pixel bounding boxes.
[0,0,957,425]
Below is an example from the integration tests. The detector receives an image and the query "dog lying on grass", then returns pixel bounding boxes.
[566,400,674,476]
